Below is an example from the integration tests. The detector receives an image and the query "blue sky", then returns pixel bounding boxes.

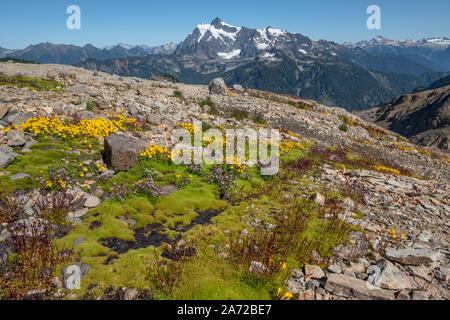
[0,0,449,49]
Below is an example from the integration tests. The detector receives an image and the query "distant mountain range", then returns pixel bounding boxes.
[343,36,450,71]
[356,77,449,152]
[0,42,176,65]
[1,18,449,110]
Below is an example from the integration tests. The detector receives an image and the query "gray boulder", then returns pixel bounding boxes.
[0,103,8,119]
[65,84,94,94]
[325,273,394,300]
[0,151,15,168]
[104,134,138,171]
[209,78,227,95]
[9,111,36,127]
[7,130,27,147]
[127,101,142,117]
[233,84,244,92]
[385,248,442,266]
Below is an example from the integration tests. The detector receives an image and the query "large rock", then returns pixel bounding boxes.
[0,103,8,119]
[209,78,227,95]
[367,259,413,290]
[2,108,21,124]
[104,135,138,171]
[325,273,394,300]
[0,151,15,168]
[249,261,268,275]
[9,111,36,127]
[65,84,94,94]
[7,130,27,147]
[127,101,142,117]
[385,248,441,266]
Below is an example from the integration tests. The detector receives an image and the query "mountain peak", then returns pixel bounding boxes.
[211,17,223,27]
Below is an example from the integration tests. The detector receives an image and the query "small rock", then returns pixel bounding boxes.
[84,196,101,208]
[412,291,430,300]
[160,185,178,196]
[233,84,244,92]
[10,173,31,181]
[291,269,304,278]
[67,208,89,221]
[327,264,342,274]
[396,289,411,300]
[72,237,85,247]
[305,264,325,279]
[123,288,139,300]
[249,261,267,275]
[310,193,326,206]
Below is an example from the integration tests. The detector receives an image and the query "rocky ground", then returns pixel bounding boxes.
[0,62,448,300]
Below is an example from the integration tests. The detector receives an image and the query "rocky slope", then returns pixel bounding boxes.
[0,62,449,300]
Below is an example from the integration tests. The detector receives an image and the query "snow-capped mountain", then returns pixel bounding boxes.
[344,36,450,49]
[150,43,177,55]
[175,17,312,60]
[343,36,450,71]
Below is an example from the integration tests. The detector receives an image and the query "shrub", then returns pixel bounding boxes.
[0,220,72,299]
[253,113,265,124]
[33,190,75,225]
[199,99,218,115]
[207,165,238,199]
[230,206,310,278]
[0,194,24,224]
[173,90,183,99]
[339,124,348,132]
[147,251,191,295]
[230,109,248,121]
[186,164,203,176]
[110,169,161,201]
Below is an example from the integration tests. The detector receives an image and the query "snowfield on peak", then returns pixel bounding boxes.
[217,49,241,59]
[196,22,241,43]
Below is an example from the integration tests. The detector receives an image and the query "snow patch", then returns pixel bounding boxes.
[267,28,286,37]
[196,23,240,43]
[217,49,241,59]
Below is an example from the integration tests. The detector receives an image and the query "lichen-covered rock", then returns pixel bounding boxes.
[209,78,227,95]
[0,151,15,168]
